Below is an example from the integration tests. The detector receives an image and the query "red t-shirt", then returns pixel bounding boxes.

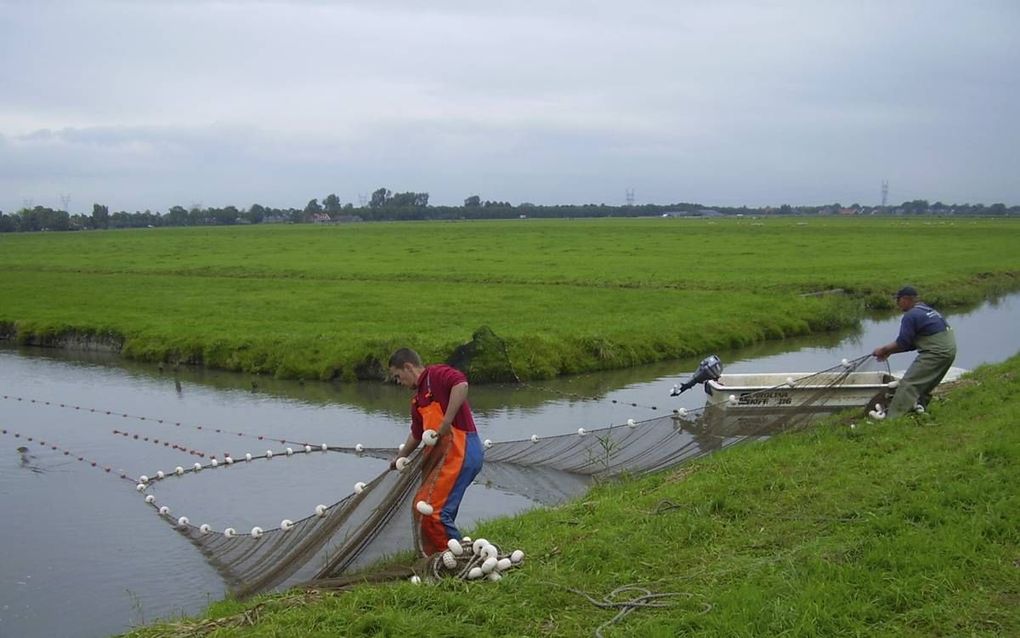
[411,364,477,438]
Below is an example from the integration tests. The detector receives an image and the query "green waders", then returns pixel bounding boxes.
[886,328,957,419]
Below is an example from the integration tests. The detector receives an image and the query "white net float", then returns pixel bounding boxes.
[199,524,211,534]
[354,481,366,494]
[510,549,525,564]
[355,444,364,453]
[447,539,464,555]
[441,551,458,569]
[144,495,156,504]
[416,501,434,516]
[315,504,328,517]
[280,519,294,532]
[483,439,493,449]
[176,516,189,528]
[422,429,439,446]
[224,528,236,538]
[251,526,263,539]
[395,457,409,472]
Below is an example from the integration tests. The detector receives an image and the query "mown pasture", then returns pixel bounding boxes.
[1,217,1017,380]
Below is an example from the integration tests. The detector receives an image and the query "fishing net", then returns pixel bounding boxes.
[3,354,894,598]
[133,355,891,596]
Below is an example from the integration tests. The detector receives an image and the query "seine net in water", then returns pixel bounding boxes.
[159,356,886,596]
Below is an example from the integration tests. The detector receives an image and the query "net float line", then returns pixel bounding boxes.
[140,443,396,546]
[1,393,331,450]
[111,428,218,460]
[497,381,664,412]
[1,426,137,484]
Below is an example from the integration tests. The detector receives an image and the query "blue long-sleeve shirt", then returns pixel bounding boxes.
[896,303,950,351]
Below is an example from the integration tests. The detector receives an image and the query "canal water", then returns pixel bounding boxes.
[1,293,1017,637]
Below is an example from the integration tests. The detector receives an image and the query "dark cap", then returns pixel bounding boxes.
[895,285,918,299]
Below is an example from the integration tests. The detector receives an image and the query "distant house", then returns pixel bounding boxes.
[697,209,723,217]
[310,213,332,224]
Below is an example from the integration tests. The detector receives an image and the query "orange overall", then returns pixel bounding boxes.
[413,395,484,556]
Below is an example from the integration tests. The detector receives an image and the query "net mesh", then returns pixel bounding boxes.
[154,355,890,597]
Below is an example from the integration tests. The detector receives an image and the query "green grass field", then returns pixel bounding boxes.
[1,217,1017,381]
[122,354,1020,637]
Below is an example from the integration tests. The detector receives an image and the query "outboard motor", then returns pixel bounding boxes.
[670,354,723,396]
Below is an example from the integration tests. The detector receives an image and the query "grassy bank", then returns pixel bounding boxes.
[123,354,1020,637]
[2,217,1017,381]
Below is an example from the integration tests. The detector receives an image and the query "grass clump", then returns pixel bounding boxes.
[122,354,1020,637]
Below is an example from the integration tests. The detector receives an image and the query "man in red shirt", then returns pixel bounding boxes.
[388,348,485,556]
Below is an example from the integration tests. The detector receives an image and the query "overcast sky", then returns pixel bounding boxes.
[2,0,1018,213]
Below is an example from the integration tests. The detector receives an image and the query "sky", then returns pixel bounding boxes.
[1,0,1018,213]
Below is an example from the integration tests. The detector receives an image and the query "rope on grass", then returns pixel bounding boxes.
[652,499,683,515]
[541,581,709,638]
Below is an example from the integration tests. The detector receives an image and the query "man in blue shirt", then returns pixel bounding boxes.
[872,286,957,418]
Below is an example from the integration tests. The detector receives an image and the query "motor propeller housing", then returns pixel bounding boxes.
[671,354,723,396]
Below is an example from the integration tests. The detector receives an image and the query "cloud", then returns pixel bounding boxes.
[1,0,1018,212]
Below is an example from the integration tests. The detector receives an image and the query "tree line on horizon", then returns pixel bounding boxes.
[1,188,1016,233]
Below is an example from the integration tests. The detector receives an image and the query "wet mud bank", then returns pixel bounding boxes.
[0,322,124,353]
